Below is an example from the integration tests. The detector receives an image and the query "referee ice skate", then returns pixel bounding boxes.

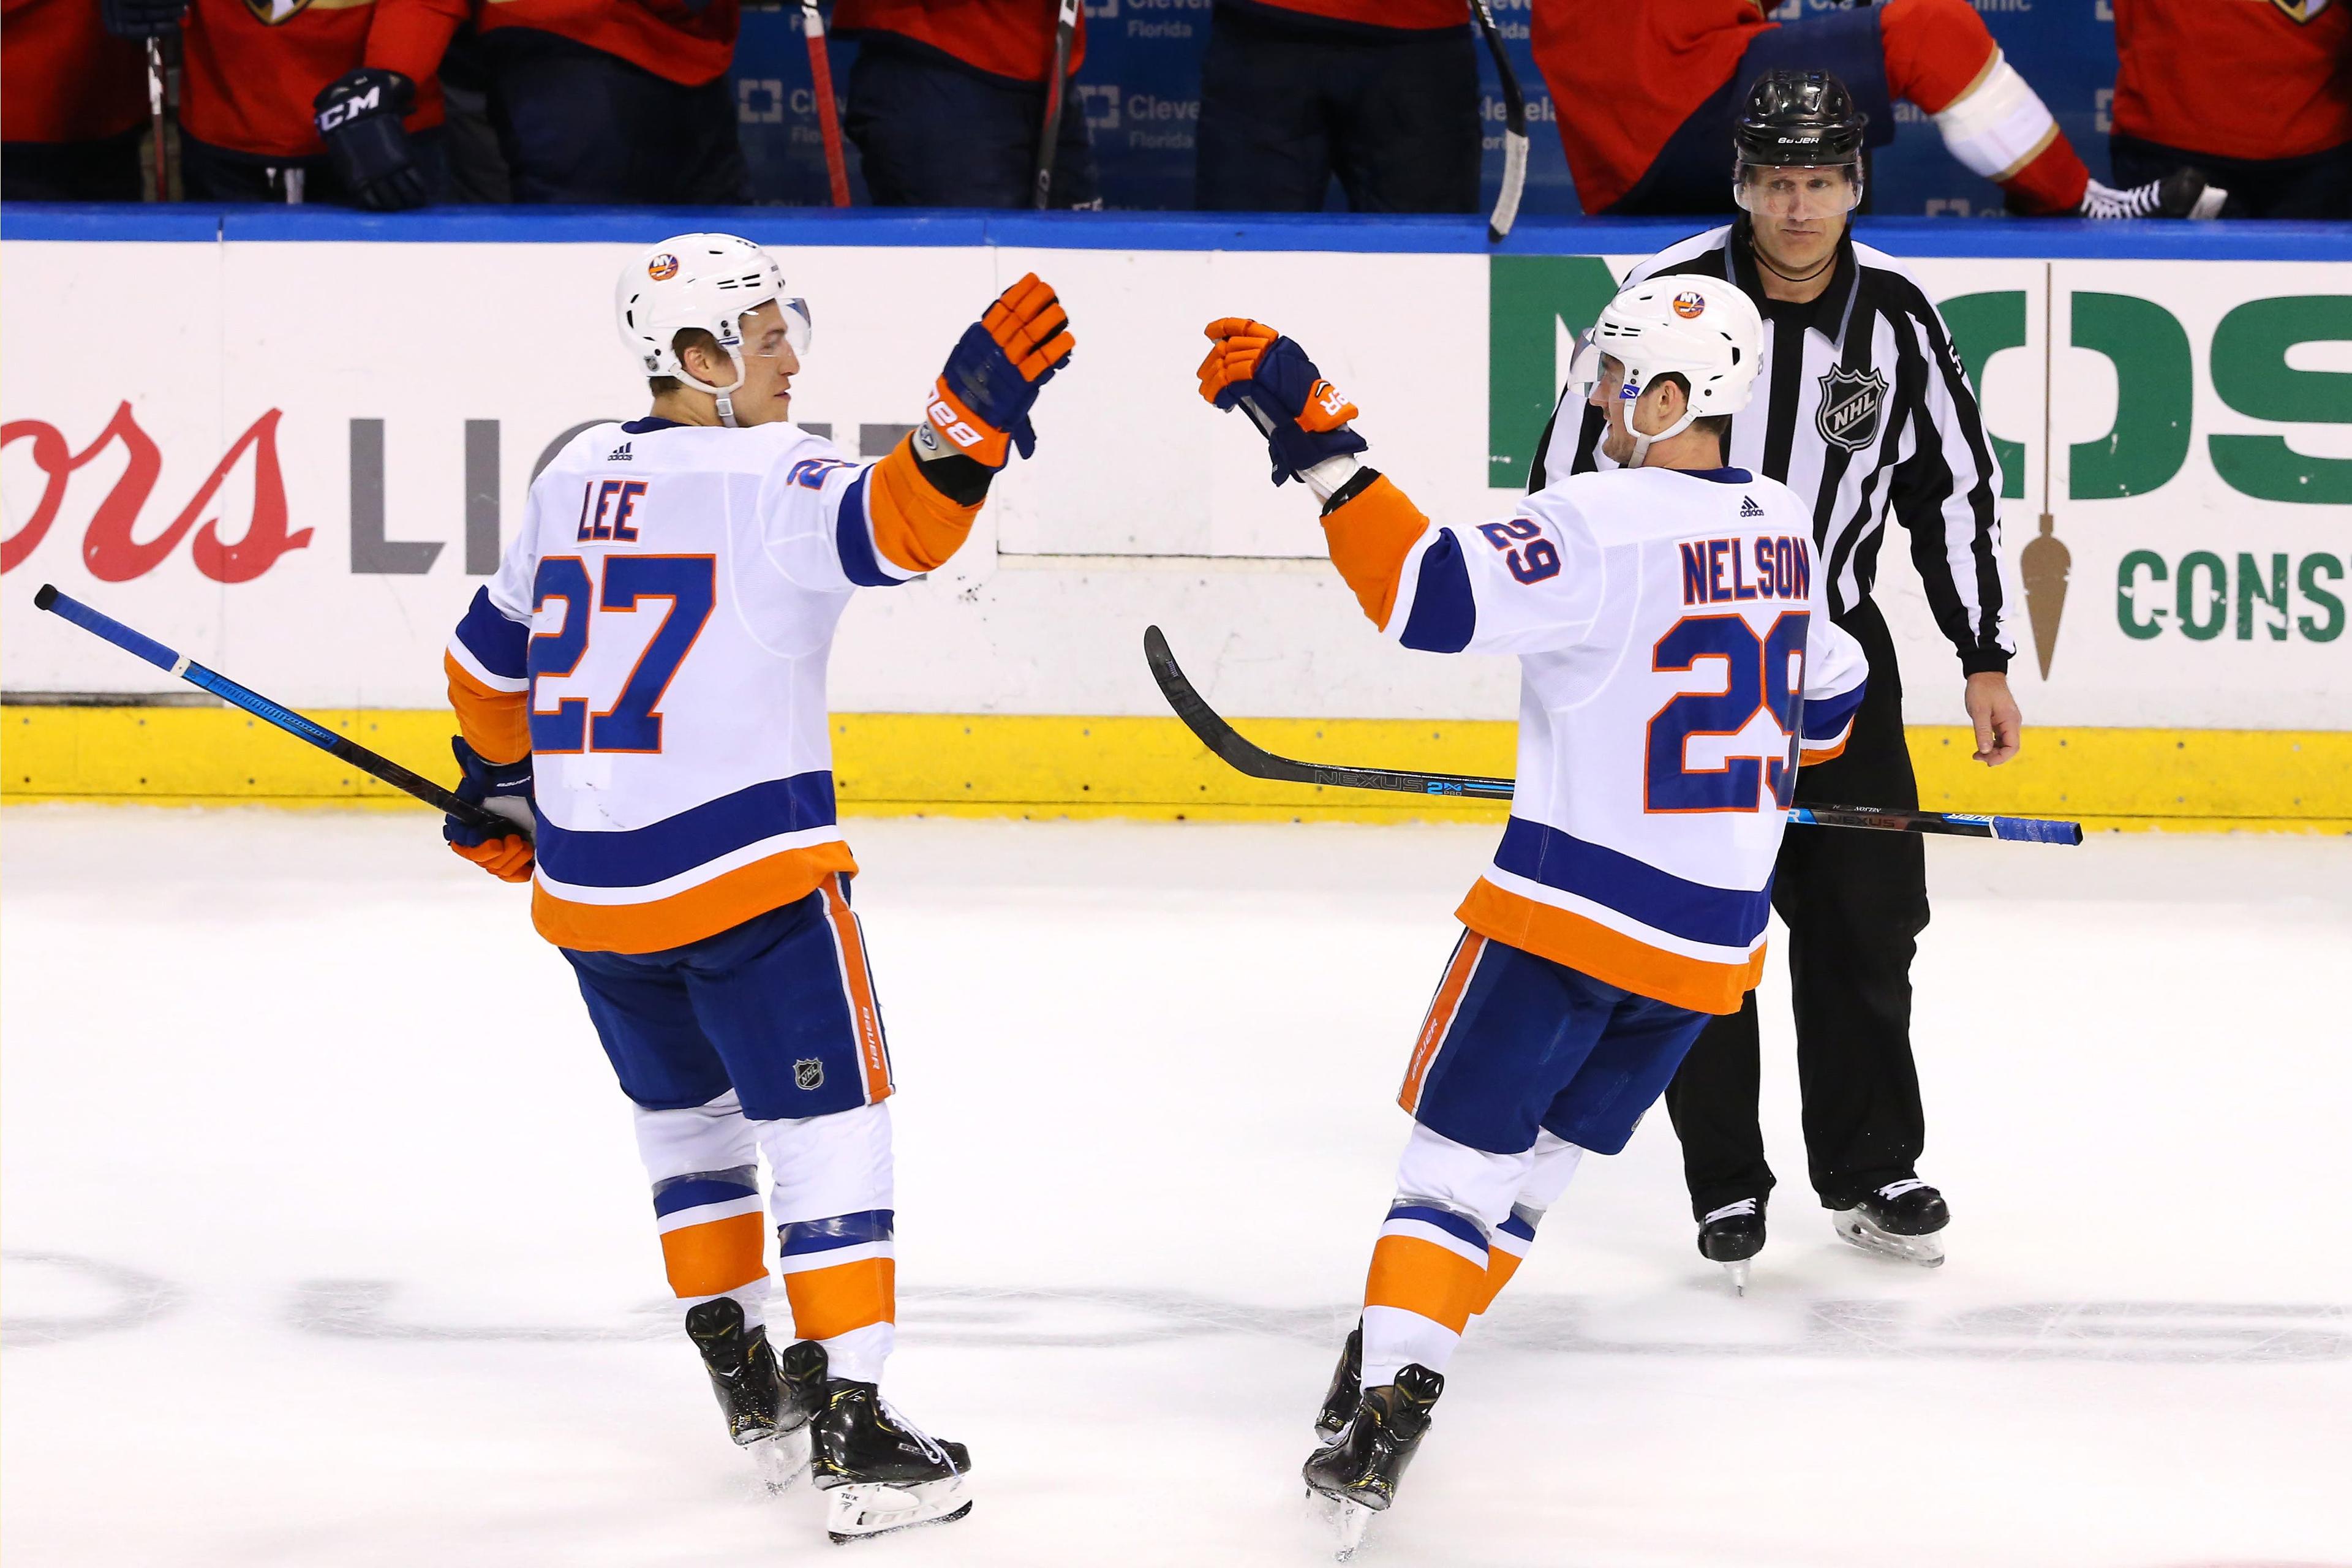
[1530,70,2023,1280]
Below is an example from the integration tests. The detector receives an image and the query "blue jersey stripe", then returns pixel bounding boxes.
[533,772,839,888]
[1399,530,1477,653]
[778,1208,895,1257]
[1803,681,1866,741]
[1498,1211,1539,1243]
[1385,1202,1488,1253]
[833,470,899,589]
[454,587,529,681]
[1493,818,1773,948]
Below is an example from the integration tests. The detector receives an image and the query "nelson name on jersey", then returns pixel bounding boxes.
[1682,532,1812,606]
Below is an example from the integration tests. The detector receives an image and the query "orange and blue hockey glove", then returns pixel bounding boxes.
[445,736,534,883]
[1197,317,1367,487]
[921,273,1076,470]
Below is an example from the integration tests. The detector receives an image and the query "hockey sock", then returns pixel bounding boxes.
[761,1100,897,1384]
[636,1096,770,1309]
[1878,0,2089,213]
[1360,1122,1533,1387]
[1471,1134,1586,1316]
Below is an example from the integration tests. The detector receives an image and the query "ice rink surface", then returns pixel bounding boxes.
[4,808,2349,1568]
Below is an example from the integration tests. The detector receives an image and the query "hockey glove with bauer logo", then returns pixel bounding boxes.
[1197,318,1368,488]
[314,69,430,212]
[445,736,534,883]
[918,273,1075,483]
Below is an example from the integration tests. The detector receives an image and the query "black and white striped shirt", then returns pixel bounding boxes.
[1532,221,2015,675]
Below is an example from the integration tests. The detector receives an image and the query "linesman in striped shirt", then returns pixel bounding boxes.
[1530,70,2022,1280]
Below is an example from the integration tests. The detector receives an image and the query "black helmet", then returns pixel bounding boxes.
[1734,70,1866,168]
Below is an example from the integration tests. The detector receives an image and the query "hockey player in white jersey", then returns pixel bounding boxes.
[437,234,1074,1542]
[1197,276,1866,1553]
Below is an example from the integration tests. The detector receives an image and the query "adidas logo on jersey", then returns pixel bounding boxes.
[1739,496,1764,518]
[609,442,633,462]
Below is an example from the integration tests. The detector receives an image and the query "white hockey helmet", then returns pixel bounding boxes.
[615,234,813,427]
[1575,275,1764,467]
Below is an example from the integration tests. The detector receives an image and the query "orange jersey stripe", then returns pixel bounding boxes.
[1321,474,1433,633]
[1799,734,1851,764]
[444,651,532,766]
[1472,1248,1526,1316]
[785,1256,897,1342]
[1456,879,1764,1016]
[533,840,859,956]
[818,874,894,1102]
[658,1212,767,1298]
[868,436,981,575]
[1398,933,1486,1115]
[1363,1235,1487,1334]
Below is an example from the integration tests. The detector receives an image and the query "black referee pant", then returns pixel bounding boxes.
[1664,599,1932,1219]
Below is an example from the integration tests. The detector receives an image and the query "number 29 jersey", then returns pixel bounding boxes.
[442,416,976,955]
[1324,463,1869,1015]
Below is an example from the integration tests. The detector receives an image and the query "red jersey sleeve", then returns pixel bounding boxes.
[1531,0,1771,213]
[834,0,1086,85]
[2,0,148,143]
[366,0,470,87]
[2114,0,2351,161]
[477,0,739,88]
[178,0,452,160]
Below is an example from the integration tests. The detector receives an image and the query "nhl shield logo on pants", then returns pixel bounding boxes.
[794,1058,825,1091]
[1815,366,1888,453]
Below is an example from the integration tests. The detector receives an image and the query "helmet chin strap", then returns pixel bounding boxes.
[672,344,750,429]
[1623,381,1700,469]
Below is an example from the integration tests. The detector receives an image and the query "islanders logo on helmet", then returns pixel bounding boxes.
[1673,290,1708,320]
[647,253,680,282]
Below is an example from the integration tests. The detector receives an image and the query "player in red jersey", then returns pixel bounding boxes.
[1,0,148,200]
[1194,0,1482,214]
[1533,0,2223,219]
[834,0,1098,207]
[2113,0,2350,218]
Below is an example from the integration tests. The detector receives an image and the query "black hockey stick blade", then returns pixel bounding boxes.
[1144,625,2082,842]
[1470,0,1528,242]
[1144,625,1513,799]
[36,583,521,840]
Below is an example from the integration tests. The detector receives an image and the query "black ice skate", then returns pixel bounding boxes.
[1831,1178,1950,1267]
[685,1298,823,1492]
[2078,168,2226,220]
[809,1371,973,1543]
[1312,1322,1363,1443]
[1697,1196,1767,1295]
[1302,1363,1444,1561]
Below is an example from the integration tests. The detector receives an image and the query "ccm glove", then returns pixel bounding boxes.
[314,69,430,212]
[1197,317,1368,487]
[919,273,1076,472]
[445,736,534,883]
[102,0,185,38]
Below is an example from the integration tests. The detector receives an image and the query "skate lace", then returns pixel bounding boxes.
[2084,179,2162,219]
[1876,1178,1929,1200]
[879,1396,961,1478]
[1702,1198,1758,1223]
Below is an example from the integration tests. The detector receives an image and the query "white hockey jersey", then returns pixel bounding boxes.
[443,416,978,954]
[1322,463,1869,1014]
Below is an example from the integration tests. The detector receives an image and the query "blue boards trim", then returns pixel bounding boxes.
[4,204,2347,262]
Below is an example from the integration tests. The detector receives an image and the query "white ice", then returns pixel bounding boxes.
[4,809,2348,1567]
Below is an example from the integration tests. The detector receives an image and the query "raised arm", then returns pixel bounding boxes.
[1196,317,1600,658]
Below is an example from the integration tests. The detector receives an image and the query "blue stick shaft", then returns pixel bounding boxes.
[32,582,514,836]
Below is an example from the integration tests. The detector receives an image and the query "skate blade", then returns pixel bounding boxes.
[823,1474,973,1544]
[1722,1259,1751,1295]
[1305,1488,1378,1562]
[1831,1211,1947,1267]
[747,1425,811,1494]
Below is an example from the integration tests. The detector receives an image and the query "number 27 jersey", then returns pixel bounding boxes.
[1326,463,1869,1014]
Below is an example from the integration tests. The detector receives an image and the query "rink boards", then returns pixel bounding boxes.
[2,210,2347,829]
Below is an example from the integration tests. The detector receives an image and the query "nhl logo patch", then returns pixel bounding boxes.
[793,1058,825,1091]
[1814,366,1888,453]
[1672,289,1707,320]
[647,253,680,282]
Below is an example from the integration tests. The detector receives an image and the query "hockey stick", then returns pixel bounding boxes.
[799,0,851,207]
[1468,0,1527,242]
[34,584,519,840]
[1032,0,1079,209]
[1144,626,2082,845]
[144,38,173,202]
